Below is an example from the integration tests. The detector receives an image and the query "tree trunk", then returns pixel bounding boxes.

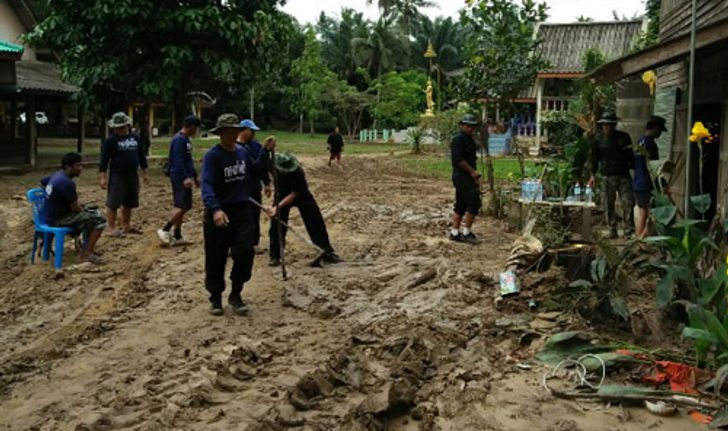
[373,62,382,130]
[480,124,498,217]
[309,115,314,137]
[299,113,303,135]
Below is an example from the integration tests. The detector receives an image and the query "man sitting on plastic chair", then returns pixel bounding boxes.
[40,153,107,265]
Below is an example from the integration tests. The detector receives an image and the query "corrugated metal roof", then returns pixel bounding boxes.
[0,40,24,54]
[16,61,77,94]
[536,21,645,74]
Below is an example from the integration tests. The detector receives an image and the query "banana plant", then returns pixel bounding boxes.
[644,193,719,308]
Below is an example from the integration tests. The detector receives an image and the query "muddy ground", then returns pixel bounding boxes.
[0,155,699,430]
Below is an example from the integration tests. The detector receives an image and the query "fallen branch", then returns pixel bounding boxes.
[546,385,721,410]
[406,268,437,289]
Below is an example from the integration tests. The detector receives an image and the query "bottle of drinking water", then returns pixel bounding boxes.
[574,182,581,202]
[585,185,593,203]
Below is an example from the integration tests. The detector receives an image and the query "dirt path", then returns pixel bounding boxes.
[0,156,699,430]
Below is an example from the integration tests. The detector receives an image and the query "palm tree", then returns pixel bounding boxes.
[410,16,464,110]
[366,0,435,29]
[411,16,463,72]
[352,18,403,127]
[317,8,369,83]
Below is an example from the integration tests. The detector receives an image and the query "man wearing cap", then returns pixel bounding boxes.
[158,115,201,246]
[201,114,275,316]
[99,112,149,237]
[588,112,635,238]
[633,115,667,239]
[268,153,340,266]
[449,114,482,244]
[237,119,272,251]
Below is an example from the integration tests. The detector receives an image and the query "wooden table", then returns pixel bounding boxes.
[518,198,597,242]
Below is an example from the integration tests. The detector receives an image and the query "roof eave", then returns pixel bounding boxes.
[587,16,728,84]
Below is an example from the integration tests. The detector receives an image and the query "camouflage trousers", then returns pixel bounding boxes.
[601,174,634,236]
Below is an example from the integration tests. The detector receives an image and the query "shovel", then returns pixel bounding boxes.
[248,197,329,267]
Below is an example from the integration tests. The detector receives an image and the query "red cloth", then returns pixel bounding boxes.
[642,360,712,394]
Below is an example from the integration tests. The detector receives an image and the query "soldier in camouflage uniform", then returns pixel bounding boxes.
[588,112,635,238]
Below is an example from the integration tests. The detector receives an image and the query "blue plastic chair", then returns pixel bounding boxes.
[26,187,85,269]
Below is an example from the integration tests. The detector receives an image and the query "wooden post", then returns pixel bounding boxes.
[249,86,255,122]
[28,96,37,167]
[171,105,176,137]
[535,77,544,149]
[77,105,85,154]
[148,104,155,138]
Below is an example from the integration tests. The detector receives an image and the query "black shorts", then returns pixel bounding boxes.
[634,190,652,209]
[453,174,482,216]
[106,172,139,210]
[172,180,193,210]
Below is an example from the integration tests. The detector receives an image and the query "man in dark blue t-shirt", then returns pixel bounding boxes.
[450,114,482,244]
[633,115,666,239]
[201,113,274,316]
[158,115,201,246]
[41,153,107,264]
[236,119,272,252]
[99,112,149,237]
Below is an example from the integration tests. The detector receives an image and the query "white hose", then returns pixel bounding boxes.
[542,354,607,393]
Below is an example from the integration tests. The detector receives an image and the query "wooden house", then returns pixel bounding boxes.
[0,0,78,168]
[591,0,728,219]
[510,20,645,154]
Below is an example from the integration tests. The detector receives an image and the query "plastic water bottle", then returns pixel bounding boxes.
[574,182,581,202]
[585,185,593,204]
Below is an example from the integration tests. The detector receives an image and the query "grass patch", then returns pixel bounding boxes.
[395,153,536,182]
[150,130,401,159]
[38,130,402,160]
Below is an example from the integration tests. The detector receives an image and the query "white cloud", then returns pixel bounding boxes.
[280,0,647,25]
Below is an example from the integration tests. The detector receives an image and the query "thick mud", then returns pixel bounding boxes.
[0,156,698,430]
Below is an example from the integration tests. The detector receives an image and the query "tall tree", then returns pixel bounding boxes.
[25,0,293,117]
[371,70,427,129]
[317,8,370,85]
[633,0,661,50]
[290,27,336,136]
[411,16,463,72]
[366,0,434,29]
[460,0,548,214]
[352,18,405,108]
[327,80,375,139]
[460,0,548,108]
[410,16,464,110]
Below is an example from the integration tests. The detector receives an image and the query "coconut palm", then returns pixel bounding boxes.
[411,16,464,73]
[317,8,369,83]
[351,18,404,91]
[366,0,435,29]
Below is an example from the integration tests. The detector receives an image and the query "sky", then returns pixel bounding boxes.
[280,0,646,24]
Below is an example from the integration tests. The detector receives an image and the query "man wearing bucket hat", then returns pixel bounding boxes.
[236,119,272,252]
[99,112,149,237]
[633,115,667,239]
[267,152,340,267]
[449,113,482,244]
[588,111,635,238]
[201,113,275,316]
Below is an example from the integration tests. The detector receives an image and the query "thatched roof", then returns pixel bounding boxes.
[536,20,645,75]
